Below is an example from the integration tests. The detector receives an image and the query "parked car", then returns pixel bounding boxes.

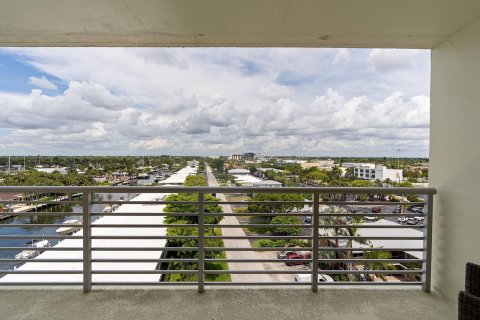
[294,274,334,283]
[277,251,297,259]
[355,273,370,281]
[284,252,310,266]
[303,216,312,224]
[398,216,408,223]
[371,207,382,213]
[349,208,363,213]
[407,218,418,225]
[365,216,377,222]
[392,207,401,213]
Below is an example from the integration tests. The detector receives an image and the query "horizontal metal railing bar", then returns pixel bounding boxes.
[92,223,424,230]
[317,224,425,228]
[0,224,84,228]
[0,270,83,274]
[87,235,422,240]
[92,201,200,205]
[204,236,424,240]
[209,224,311,228]
[0,247,83,251]
[207,201,425,206]
[91,235,201,240]
[91,259,199,263]
[208,201,313,205]
[0,200,82,205]
[203,282,422,286]
[95,247,425,252]
[13,258,422,264]
[0,282,83,286]
[91,247,200,251]
[203,270,423,275]
[90,224,196,228]
[91,270,198,275]
[0,259,83,263]
[2,212,83,217]
[0,186,437,195]
[0,235,83,240]
[91,282,197,286]
[90,212,200,217]
[318,213,425,217]
[204,212,425,217]
[205,258,423,263]
[204,270,312,275]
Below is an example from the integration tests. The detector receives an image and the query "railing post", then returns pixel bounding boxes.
[311,193,320,292]
[422,193,433,292]
[198,192,205,293]
[83,192,92,293]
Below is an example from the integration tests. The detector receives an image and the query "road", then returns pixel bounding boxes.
[205,166,272,282]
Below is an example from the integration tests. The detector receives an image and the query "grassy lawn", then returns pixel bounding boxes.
[239,215,271,234]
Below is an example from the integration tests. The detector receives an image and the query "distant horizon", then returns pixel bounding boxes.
[0,154,429,159]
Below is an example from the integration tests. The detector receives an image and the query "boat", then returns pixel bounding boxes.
[15,239,50,260]
[55,219,82,235]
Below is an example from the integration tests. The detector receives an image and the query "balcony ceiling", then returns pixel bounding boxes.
[1,0,480,48]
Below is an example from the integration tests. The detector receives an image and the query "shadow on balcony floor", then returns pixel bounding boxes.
[0,287,455,320]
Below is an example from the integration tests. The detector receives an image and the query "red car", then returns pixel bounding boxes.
[371,207,382,213]
[284,252,310,266]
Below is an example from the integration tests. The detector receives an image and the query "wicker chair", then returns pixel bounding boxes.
[458,262,480,320]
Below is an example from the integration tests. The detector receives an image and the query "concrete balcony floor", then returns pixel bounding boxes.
[0,287,456,320]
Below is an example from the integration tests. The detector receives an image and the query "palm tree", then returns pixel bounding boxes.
[320,207,368,280]
[362,249,395,281]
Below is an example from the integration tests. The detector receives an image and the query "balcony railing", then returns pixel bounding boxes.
[0,186,436,293]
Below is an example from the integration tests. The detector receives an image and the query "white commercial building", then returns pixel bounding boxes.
[341,163,375,169]
[252,180,283,188]
[157,166,198,185]
[353,165,403,182]
[228,169,250,175]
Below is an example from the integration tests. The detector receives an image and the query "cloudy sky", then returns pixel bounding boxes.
[0,48,430,157]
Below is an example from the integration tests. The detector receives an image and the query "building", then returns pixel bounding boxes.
[243,153,255,160]
[252,180,282,188]
[341,162,376,169]
[353,165,403,182]
[300,160,335,170]
[229,154,243,161]
[228,168,250,175]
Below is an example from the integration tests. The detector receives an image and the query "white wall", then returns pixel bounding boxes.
[430,17,480,301]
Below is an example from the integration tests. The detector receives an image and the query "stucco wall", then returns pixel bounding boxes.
[430,17,480,301]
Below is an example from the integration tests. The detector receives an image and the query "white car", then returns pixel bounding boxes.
[398,216,408,223]
[294,274,334,283]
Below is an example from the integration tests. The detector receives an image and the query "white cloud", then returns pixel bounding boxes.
[28,76,58,90]
[0,48,430,156]
[369,49,421,73]
[257,83,293,101]
[333,49,351,64]
[129,138,167,150]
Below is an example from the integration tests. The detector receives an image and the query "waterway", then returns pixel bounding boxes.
[0,175,156,272]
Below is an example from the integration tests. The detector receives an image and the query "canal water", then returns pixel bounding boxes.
[0,175,156,273]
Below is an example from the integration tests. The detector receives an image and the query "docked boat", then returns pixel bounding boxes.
[15,239,50,260]
[55,219,82,235]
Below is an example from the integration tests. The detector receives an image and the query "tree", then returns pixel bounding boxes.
[247,193,305,218]
[363,249,394,282]
[270,215,301,236]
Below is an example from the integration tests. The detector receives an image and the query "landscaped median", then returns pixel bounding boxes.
[161,174,231,282]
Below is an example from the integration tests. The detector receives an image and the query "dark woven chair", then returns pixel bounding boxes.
[459,262,480,320]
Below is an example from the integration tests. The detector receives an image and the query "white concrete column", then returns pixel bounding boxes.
[430,16,480,301]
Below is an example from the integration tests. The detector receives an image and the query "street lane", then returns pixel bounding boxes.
[205,166,272,282]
